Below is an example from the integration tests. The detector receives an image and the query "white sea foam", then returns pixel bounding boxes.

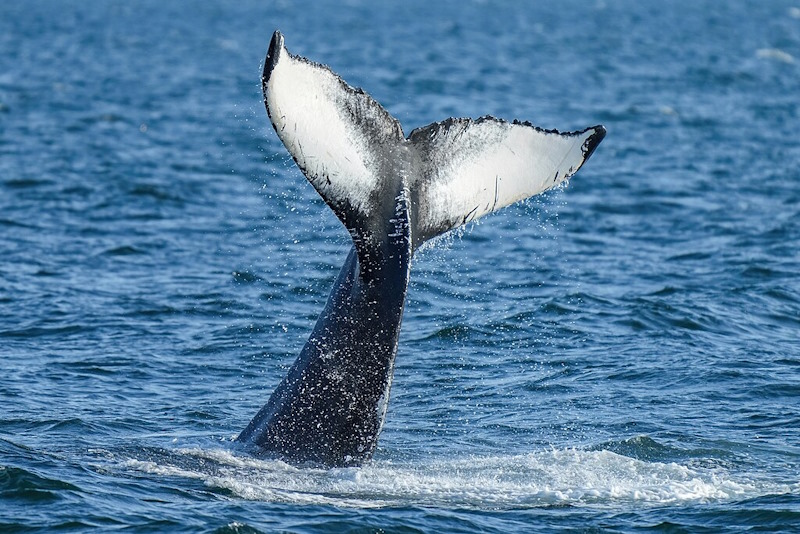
[756,48,796,64]
[118,447,792,509]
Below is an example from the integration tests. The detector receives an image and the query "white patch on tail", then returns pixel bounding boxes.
[262,31,604,250]
[264,32,404,223]
[408,117,604,243]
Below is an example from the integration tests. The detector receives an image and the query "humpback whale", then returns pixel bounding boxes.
[236,30,605,467]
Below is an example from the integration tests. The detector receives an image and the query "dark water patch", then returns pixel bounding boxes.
[763,311,800,330]
[520,378,578,396]
[59,364,118,378]
[258,290,284,302]
[64,112,133,134]
[127,183,186,204]
[565,291,618,309]
[2,177,54,189]
[0,218,39,229]
[687,494,800,531]
[605,365,675,383]
[184,410,222,422]
[499,310,544,327]
[0,324,88,339]
[742,413,800,434]
[589,435,678,462]
[59,184,96,200]
[33,269,62,277]
[739,263,791,280]
[211,522,266,534]
[741,383,800,401]
[127,304,182,318]
[418,324,479,343]
[56,356,143,375]
[169,162,231,176]
[40,418,108,435]
[483,317,527,337]
[187,340,249,356]
[102,245,146,256]
[0,466,81,502]
[666,250,714,262]
[231,270,264,284]
[119,211,170,223]
[648,286,680,297]
[288,283,329,297]
[623,296,732,335]
[537,299,580,318]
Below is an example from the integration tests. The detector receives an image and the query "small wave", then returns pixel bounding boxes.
[232,270,265,284]
[0,465,81,502]
[0,324,86,339]
[102,245,146,256]
[420,324,477,342]
[116,446,790,510]
[213,522,265,534]
[0,217,39,229]
[2,178,54,189]
[127,184,184,203]
[756,48,795,64]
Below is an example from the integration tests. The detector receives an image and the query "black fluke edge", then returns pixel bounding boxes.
[263,30,283,85]
[583,125,606,162]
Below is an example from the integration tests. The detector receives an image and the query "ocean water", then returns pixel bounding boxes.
[2,0,799,531]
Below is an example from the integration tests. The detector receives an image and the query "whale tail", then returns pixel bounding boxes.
[240,31,605,466]
[263,30,605,260]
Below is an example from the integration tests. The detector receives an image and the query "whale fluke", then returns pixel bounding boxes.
[408,117,604,244]
[236,30,605,466]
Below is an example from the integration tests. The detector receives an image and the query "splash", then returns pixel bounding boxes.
[118,446,790,510]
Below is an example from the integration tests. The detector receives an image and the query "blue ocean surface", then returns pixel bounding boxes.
[2,0,799,531]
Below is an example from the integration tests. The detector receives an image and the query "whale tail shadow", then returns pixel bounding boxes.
[236,30,605,466]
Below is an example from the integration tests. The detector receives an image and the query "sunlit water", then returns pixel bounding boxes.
[2,0,799,531]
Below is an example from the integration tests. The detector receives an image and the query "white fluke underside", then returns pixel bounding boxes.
[409,118,601,240]
[263,31,604,248]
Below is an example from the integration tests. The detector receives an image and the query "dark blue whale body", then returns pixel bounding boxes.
[236,31,605,467]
